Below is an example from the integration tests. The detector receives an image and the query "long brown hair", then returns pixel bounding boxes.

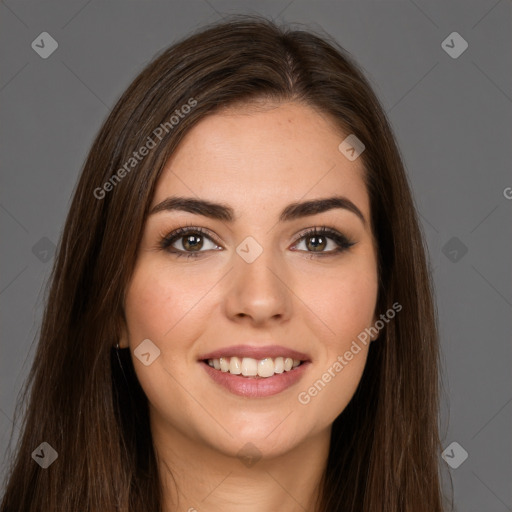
[1,15,450,511]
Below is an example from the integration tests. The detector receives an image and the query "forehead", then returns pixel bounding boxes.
[152,101,370,221]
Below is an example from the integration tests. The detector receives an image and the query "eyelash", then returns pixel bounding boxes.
[158,223,356,260]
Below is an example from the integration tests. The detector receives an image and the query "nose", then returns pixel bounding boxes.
[223,246,293,326]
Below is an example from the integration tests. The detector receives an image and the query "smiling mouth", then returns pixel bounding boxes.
[202,356,305,378]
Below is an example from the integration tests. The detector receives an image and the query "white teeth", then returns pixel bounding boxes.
[241,357,258,376]
[206,356,304,378]
[229,356,241,375]
[257,358,274,377]
[274,357,284,373]
[219,357,230,372]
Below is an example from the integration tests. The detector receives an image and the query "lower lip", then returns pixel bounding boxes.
[200,361,311,398]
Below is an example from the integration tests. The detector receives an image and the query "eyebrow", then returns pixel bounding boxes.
[149,195,366,226]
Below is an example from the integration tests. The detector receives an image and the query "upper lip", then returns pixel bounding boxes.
[198,344,311,361]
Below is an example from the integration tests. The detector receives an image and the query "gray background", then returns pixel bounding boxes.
[1,1,511,510]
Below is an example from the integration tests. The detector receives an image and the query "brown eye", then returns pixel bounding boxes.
[160,226,222,259]
[181,233,204,251]
[305,234,327,252]
[291,226,355,256]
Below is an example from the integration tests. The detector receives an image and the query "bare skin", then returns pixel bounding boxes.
[119,101,379,512]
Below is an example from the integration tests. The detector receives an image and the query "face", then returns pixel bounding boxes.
[120,101,379,460]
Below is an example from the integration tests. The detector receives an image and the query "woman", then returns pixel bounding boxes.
[1,15,449,512]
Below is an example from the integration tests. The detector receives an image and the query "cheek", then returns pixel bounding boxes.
[124,260,214,343]
[298,256,378,349]
[292,255,377,421]
[296,274,375,429]
[123,263,212,425]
